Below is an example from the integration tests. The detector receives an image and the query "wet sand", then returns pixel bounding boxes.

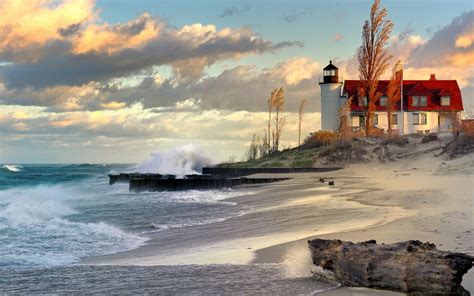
[84,173,414,267]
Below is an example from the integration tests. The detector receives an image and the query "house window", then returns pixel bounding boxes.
[379,96,388,106]
[351,115,365,127]
[412,96,428,107]
[359,96,367,106]
[373,114,378,126]
[391,114,398,125]
[441,96,450,106]
[413,113,427,125]
[419,96,427,106]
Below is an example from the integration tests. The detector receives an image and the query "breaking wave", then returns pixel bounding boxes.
[2,164,23,172]
[0,186,146,269]
[135,144,213,176]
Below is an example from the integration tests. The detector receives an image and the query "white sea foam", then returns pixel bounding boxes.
[151,217,229,231]
[135,144,213,176]
[0,186,147,269]
[165,190,244,205]
[282,244,316,278]
[2,164,23,172]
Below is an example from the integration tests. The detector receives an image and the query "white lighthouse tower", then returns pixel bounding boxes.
[319,61,343,131]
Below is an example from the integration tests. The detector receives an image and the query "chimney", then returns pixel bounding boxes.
[430,74,436,80]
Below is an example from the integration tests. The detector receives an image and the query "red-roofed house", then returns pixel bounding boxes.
[319,61,464,134]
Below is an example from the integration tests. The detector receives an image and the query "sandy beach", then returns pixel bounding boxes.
[84,152,473,294]
[255,153,474,294]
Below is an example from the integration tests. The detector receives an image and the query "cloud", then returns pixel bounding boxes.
[0,0,95,59]
[0,56,321,113]
[283,11,310,23]
[11,57,320,113]
[218,5,250,18]
[0,1,300,89]
[0,103,321,163]
[409,11,473,68]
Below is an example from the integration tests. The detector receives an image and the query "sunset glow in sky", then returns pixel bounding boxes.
[0,0,473,163]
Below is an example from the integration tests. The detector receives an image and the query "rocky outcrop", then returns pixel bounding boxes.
[308,239,473,295]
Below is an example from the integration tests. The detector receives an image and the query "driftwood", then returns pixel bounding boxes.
[437,134,474,159]
[308,239,473,295]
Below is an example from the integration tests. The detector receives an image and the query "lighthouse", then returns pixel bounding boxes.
[319,61,343,131]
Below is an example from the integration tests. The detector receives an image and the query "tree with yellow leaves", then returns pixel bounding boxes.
[357,0,393,136]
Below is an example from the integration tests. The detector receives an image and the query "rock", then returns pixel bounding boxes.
[319,177,325,183]
[308,239,473,295]
[328,181,335,186]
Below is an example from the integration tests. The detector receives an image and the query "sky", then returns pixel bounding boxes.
[0,0,472,164]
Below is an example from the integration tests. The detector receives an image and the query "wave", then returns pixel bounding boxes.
[134,189,251,206]
[150,216,235,232]
[134,144,213,176]
[0,185,146,269]
[2,164,23,172]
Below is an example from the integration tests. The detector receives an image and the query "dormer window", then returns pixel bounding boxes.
[441,96,450,106]
[412,96,427,107]
[379,96,388,106]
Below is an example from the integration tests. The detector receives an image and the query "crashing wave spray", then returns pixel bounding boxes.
[2,165,23,172]
[135,144,213,176]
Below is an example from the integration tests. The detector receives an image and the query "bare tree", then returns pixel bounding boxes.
[247,134,260,161]
[386,60,402,135]
[298,99,307,146]
[267,89,276,153]
[273,87,286,151]
[357,0,393,136]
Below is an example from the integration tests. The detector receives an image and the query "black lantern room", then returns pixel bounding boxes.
[322,60,339,83]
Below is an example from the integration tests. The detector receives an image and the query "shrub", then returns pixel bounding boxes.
[261,161,284,168]
[302,130,338,149]
[290,159,314,168]
[462,120,474,136]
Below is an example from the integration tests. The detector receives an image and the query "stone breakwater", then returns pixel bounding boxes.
[108,167,342,192]
[201,167,342,177]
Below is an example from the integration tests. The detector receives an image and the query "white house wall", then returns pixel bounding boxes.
[365,112,444,134]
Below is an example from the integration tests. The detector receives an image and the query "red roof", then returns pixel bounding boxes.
[343,80,463,112]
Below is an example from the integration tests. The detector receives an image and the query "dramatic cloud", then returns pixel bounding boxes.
[0,0,299,89]
[409,11,474,68]
[0,57,321,112]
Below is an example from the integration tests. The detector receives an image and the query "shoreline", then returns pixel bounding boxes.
[82,153,473,294]
[83,173,415,266]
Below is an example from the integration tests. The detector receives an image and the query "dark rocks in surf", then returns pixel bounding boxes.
[308,239,473,295]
